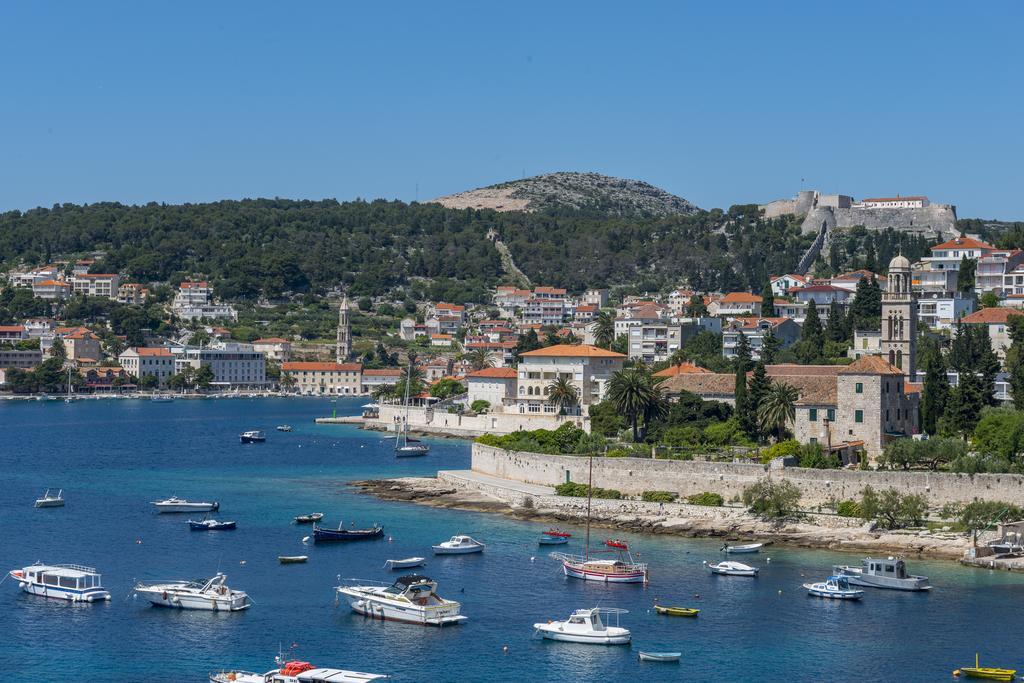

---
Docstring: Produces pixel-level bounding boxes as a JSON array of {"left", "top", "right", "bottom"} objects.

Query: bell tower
[
  {"left": 336, "top": 295, "right": 351, "bottom": 362},
  {"left": 880, "top": 254, "right": 916, "bottom": 378}
]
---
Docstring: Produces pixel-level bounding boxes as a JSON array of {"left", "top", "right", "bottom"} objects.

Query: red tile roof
[
  {"left": 252, "top": 337, "right": 290, "bottom": 344},
  {"left": 467, "top": 367, "right": 517, "bottom": 379},
  {"left": 654, "top": 362, "right": 711, "bottom": 378},
  {"left": 720, "top": 292, "right": 762, "bottom": 304},
  {"left": 960, "top": 308, "right": 1024, "bottom": 325},
  {"left": 931, "top": 236, "right": 995, "bottom": 252},
  {"left": 838, "top": 355, "right": 904, "bottom": 376},
  {"left": 134, "top": 347, "right": 173, "bottom": 357},
  {"left": 520, "top": 344, "right": 625, "bottom": 359}
]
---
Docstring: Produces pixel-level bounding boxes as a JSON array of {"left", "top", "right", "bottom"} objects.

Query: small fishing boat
[
  {"left": 653, "top": 605, "right": 699, "bottom": 617},
  {"left": 543, "top": 529, "right": 572, "bottom": 538},
  {"left": 709, "top": 561, "right": 759, "bottom": 577},
  {"left": 34, "top": 488, "right": 65, "bottom": 508},
  {"left": 294, "top": 512, "right": 324, "bottom": 524},
  {"left": 313, "top": 523, "right": 384, "bottom": 543},
  {"left": 189, "top": 519, "right": 237, "bottom": 531},
  {"left": 833, "top": 556, "right": 931, "bottom": 591},
  {"left": 721, "top": 542, "right": 763, "bottom": 554},
  {"left": 539, "top": 535, "right": 569, "bottom": 546},
  {"left": 954, "top": 654, "right": 1016, "bottom": 681},
  {"left": 151, "top": 496, "right": 219, "bottom": 513},
  {"left": 278, "top": 556, "right": 308, "bottom": 564},
  {"left": 276, "top": 425, "right": 293, "bottom": 432},
  {"left": 384, "top": 557, "right": 426, "bottom": 570},
  {"left": 210, "top": 657, "right": 389, "bottom": 682},
  {"left": 151, "top": 394, "right": 174, "bottom": 403},
  {"left": 432, "top": 535, "right": 485, "bottom": 554},
  {"left": 638, "top": 651, "right": 682, "bottom": 663},
  {"left": 804, "top": 575, "right": 864, "bottom": 600},
  {"left": 135, "top": 573, "right": 251, "bottom": 611},
  {"left": 604, "top": 539, "right": 629, "bottom": 549},
  {"left": 240, "top": 430, "right": 266, "bottom": 444},
  {"left": 8, "top": 563, "right": 111, "bottom": 602},
  {"left": 336, "top": 574, "right": 466, "bottom": 626},
  {"left": 534, "top": 607, "right": 631, "bottom": 645}
]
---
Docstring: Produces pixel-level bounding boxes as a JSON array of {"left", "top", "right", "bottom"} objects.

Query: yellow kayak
[
  {"left": 955, "top": 654, "right": 1016, "bottom": 681},
  {"left": 654, "top": 605, "right": 699, "bottom": 617}
]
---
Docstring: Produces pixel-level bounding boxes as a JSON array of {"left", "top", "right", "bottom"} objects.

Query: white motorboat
[
  {"left": 335, "top": 574, "right": 466, "bottom": 626},
  {"left": 150, "top": 496, "right": 220, "bottom": 513},
  {"left": 151, "top": 394, "right": 174, "bottom": 402},
  {"left": 135, "top": 573, "right": 251, "bottom": 611},
  {"left": 533, "top": 607, "right": 631, "bottom": 645},
  {"left": 833, "top": 556, "right": 931, "bottom": 591},
  {"left": 708, "top": 560, "right": 759, "bottom": 577},
  {"left": 804, "top": 575, "right": 864, "bottom": 600},
  {"left": 432, "top": 535, "right": 484, "bottom": 554},
  {"left": 34, "top": 488, "right": 65, "bottom": 508},
  {"left": 210, "top": 658, "right": 388, "bottom": 682},
  {"left": 721, "top": 542, "right": 763, "bottom": 554},
  {"left": 276, "top": 425, "right": 293, "bottom": 432},
  {"left": 8, "top": 563, "right": 111, "bottom": 602},
  {"left": 383, "top": 557, "right": 426, "bottom": 570}
]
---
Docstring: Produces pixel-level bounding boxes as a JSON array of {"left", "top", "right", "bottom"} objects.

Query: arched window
[
  {"left": 896, "top": 349, "right": 903, "bottom": 369},
  {"left": 889, "top": 350, "right": 896, "bottom": 366}
]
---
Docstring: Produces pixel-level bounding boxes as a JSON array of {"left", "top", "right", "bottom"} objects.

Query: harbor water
[{"left": 2, "top": 397, "right": 1023, "bottom": 682}]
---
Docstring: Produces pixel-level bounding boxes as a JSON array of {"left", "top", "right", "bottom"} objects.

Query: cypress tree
[
  {"left": 747, "top": 362, "right": 772, "bottom": 442},
  {"left": 920, "top": 353, "right": 949, "bottom": 435},
  {"left": 761, "top": 283, "right": 775, "bottom": 318},
  {"left": 825, "top": 300, "right": 848, "bottom": 343},
  {"left": 802, "top": 303, "right": 824, "bottom": 346}
]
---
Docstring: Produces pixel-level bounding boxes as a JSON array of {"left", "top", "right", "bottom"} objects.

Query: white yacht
[
  {"left": 150, "top": 496, "right": 220, "bottom": 513},
  {"left": 432, "top": 535, "right": 484, "bottom": 554},
  {"left": 833, "top": 557, "right": 931, "bottom": 591},
  {"left": 335, "top": 574, "right": 466, "bottom": 626},
  {"left": 210, "top": 659, "right": 388, "bottom": 682},
  {"left": 135, "top": 573, "right": 251, "bottom": 611},
  {"left": 34, "top": 488, "right": 65, "bottom": 508},
  {"left": 8, "top": 563, "right": 111, "bottom": 602},
  {"left": 533, "top": 607, "right": 631, "bottom": 645}
]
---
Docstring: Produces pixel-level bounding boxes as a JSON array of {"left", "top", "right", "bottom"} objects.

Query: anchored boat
[
  {"left": 189, "top": 519, "right": 237, "bottom": 531},
  {"left": 383, "top": 557, "right": 426, "bottom": 570},
  {"left": 804, "top": 575, "right": 864, "bottom": 600},
  {"left": 151, "top": 496, "right": 219, "bottom": 513},
  {"left": 954, "top": 654, "right": 1016, "bottom": 681},
  {"left": 638, "top": 651, "right": 682, "bottom": 663},
  {"left": 708, "top": 560, "right": 759, "bottom": 577},
  {"left": 534, "top": 607, "right": 631, "bottom": 645},
  {"left": 394, "top": 359, "right": 429, "bottom": 457},
  {"left": 539, "top": 535, "right": 568, "bottom": 546},
  {"left": 278, "top": 556, "right": 308, "bottom": 564},
  {"left": 653, "top": 604, "right": 699, "bottom": 617},
  {"left": 210, "top": 657, "right": 388, "bottom": 682},
  {"left": 8, "top": 562, "right": 111, "bottom": 602},
  {"left": 432, "top": 535, "right": 485, "bottom": 554},
  {"left": 135, "top": 573, "right": 251, "bottom": 611},
  {"left": 240, "top": 430, "right": 266, "bottom": 444},
  {"left": 312, "top": 523, "right": 384, "bottom": 543},
  {"left": 721, "top": 542, "right": 763, "bottom": 554},
  {"left": 294, "top": 512, "right": 324, "bottom": 524},
  {"left": 335, "top": 574, "right": 466, "bottom": 626},
  {"left": 833, "top": 556, "right": 930, "bottom": 591},
  {"left": 34, "top": 488, "right": 65, "bottom": 508}
]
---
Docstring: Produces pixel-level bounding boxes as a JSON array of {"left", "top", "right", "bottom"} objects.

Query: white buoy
[
  {"left": 702, "top": 560, "right": 707, "bottom": 565},
  {"left": 302, "top": 536, "right": 310, "bottom": 544},
  {"left": 767, "top": 557, "right": 771, "bottom": 563},
  {"left": 530, "top": 557, "right": 536, "bottom": 562}
]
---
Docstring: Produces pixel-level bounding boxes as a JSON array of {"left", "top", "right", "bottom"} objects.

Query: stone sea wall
[{"left": 472, "top": 444, "right": 1024, "bottom": 508}]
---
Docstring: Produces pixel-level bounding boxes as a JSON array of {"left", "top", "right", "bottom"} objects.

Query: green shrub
[
  {"left": 742, "top": 479, "right": 802, "bottom": 519},
  {"left": 836, "top": 500, "right": 861, "bottom": 517},
  {"left": 858, "top": 486, "right": 928, "bottom": 529},
  {"left": 473, "top": 423, "right": 597, "bottom": 455},
  {"left": 554, "top": 482, "right": 622, "bottom": 499},
  {"left": 798, "top": 443, "right": 841, "bottom": 469},
  {"left": 641, "top": 490, "right": 677, "bottom": 503},
  {"left": 686, "top": 491, "right": 724, "bottom": 507},
  {"left": 959, "top": 500, "right": 1024, "bottom": 532},
  {"left": 759, "top": 439, "right": 801, "bottom": 464},
  {"left": 470, "top": 400, "right": 490, "bottom": 414}
]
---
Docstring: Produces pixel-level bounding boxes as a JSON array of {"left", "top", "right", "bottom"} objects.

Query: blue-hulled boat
[
  {"left": 312, "top": 523, "right": 384, "bottom": 543},
  {"left": 539, "top": 535, "right": 568, "bottom": 545},
  {"left": 188, "top": 519, "right": 237, "bottom": 531}
]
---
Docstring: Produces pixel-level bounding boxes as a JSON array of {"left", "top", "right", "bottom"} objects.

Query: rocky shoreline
[{"left": 351, "top": 476, "right": 976, "bottom": 562}]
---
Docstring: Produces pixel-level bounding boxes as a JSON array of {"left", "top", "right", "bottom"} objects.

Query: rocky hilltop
[{"left": 431, "top": 171, "right": 700, "bottom": 216}]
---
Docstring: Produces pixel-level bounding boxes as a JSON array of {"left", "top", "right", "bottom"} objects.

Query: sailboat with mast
[
  {"left": 64, "top": 366, "right": 76, "bottom": 403},
  {"left": 549, "top": 454, "right": 648, "bottom": 583},
  {"left": 395, "top": 358, "right": 429, "bottom": 457}
]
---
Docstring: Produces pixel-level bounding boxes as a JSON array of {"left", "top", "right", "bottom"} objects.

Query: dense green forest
[{"left": 0, "top": 200, "right": 816, "bottom": 302}]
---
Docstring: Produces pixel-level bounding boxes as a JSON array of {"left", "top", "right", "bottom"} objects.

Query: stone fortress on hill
[{"left": 760, "top": 189, "right": 959, "bottom": 239}]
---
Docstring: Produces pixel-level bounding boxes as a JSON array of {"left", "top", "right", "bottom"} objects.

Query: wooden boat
[
  {"left": 638, "top": 651, "right": 682, "bottom": 663},
  {"left": 653, "top": 605, "right": 699, "bottom": 617},
  {"left": 384, "top": 557, "right": 426, "bottom": 570},
  {"left": 294, "top": 512, "right": 324, "bottom": 524},
  {"left": 721, "top": 542, "right": 763, "bottom": 554},
  {"left": 539, "top": 535, "right": 569, "bottom": 546},
  {"left": 188, "top": 519, "right": 237, "bottom": 531},
  {"left": 543, "top": 529, "right": 572, "bottom": 538},
  {"left": 955, "top": 654, "right": 1017, "bottom": 681},
  {"left": 313, "top": 523, "right": 384, "bottom": 543},
  {"left": 278, "top": 555, "right": 308, "bottom": 564}
]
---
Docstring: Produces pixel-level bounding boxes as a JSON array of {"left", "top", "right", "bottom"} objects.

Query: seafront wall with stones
[{"left": 472, "top": 444, "right": 1024, "bottom": 508}]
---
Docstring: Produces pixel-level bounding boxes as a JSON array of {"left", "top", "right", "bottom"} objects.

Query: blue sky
[{"left": 1, "top": 1, "right": 1022, "bottom": 218}]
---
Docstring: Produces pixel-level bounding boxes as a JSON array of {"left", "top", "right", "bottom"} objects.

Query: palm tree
[
  {"left": 465, "top": 348, "right": 495, "bottom": 371},
  {"left": 608, "top": 367, "right": 659, "bottom": 442},
  {"left": 371, "top": 383, "right": 396, "bottom": 402},
  {"left": 546, "top": 376, "right": 579, "bottom": 414},
  {"left": 593, "top": 312, "right": 615, "bottom": 349},
  {"left": 757, "top": 381, "right": 798, "bottom": 442}
]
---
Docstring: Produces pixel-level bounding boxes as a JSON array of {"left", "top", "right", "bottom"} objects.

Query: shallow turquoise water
[{"left": 1, "top": 397, "right": 1022, "bottom": 682}]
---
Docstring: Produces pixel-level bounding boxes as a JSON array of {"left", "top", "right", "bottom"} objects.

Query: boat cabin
[
  {"left": 26, "top": 564, "right": 102, "bottom": 591},
  {"left": 569, "top": 609, "right": 607, "bottom": 631},
  {"left": 825, "top": 576, "right": 853, "bottom": 590},
  {"left": 386, "top": 575, "right": 441, "bottom": 603},
  {"left": 862, "top": 557, "right": 910, "bottom": 578},
  {"left": 581, "top": 559, "right": 631, "bottom": 574}
]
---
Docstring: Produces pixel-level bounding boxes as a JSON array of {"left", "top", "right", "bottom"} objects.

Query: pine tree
[
  {"left": 761, "top": 283, "right": 775, "bottom": 318},
  {"left": 825, "top": 300, "right": 848, "bottom": 343},
  {"left": 760, "top": 329, "right": 780, "bottom": 365},
  {"left": 747, "top": 362, "right": 772, "bottom": 442},
  {"left": 920, "top": 353, "right": 949, "bottom": 435},
  {"left": 733, "top": 331, "right": 756, "bottom": 437},
  {"left": 801, "top": 303, "right": 824, "bottom": 346},
  {"left": 940, "top": 371, "right": 985, "bottom": 437}
]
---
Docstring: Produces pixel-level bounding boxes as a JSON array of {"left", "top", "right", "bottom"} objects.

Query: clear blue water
[{"left": 2, "top": 398, "right": 1023, "bottom": 682}]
